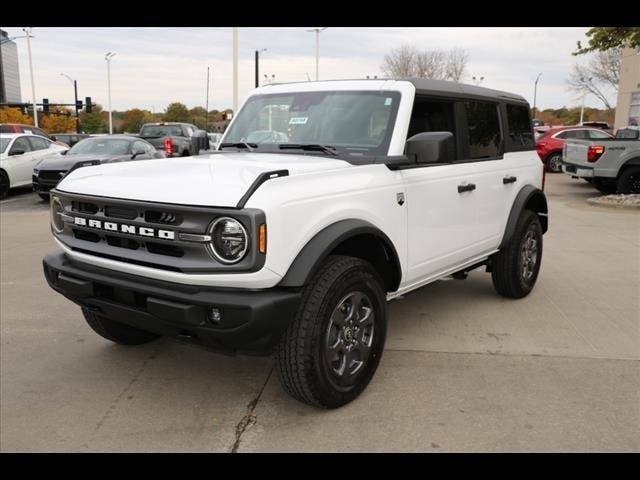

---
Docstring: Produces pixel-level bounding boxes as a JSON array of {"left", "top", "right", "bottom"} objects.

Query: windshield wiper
[
  {"left": 220, "top": 142, "right": 257, "bottom": 152},
  {"left": 278, "top": 144, "right": 338, "bottom": 156}
]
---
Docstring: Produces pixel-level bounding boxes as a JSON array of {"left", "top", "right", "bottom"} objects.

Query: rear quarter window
[
  {"left": 506, "top": 104, "right": 534, "bottom": 149},
  {"left": 465, "top": 101, "right": 502, "bottom": 159}
]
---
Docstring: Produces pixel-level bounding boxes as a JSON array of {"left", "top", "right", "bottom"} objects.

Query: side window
[
  {"left": 10, "top": 136, "right": 32, "bottom": 154},
  {"left": 465, "top": 101, "right": 502, "bottom": 159},
  {"left": 28, "top": 136, "right": 50, "bottom": 151},
  {"left": 506, "top": 104, "right": 534, "bottom": 148},
  {"left": 574, "top": 129, "right": 590, "bottom": 139},
  {"left": 33, "top": 128, "right": 48, "bottom": 138},
  {"left": 184, "top": 126, "right": 194, "bottom": 137},
  {"left": 588, "top": 129, "right": 611, "bottom": 139},
  {"left": 0, "top": 125, "right": 14, "bottom": 133}
]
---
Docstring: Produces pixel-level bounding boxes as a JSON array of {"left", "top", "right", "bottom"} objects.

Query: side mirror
[
  {"left": 9, "top": 149, "right": 25, "bottom": 156},
  {"left": 405, "top": 132, "right": 455, "bottom": 164},
  {"left": 60, "top": 150, "right": 68, "bottom": 156},
  {"left": 131, "top": 148, "right": 146, "bottom": 159}
]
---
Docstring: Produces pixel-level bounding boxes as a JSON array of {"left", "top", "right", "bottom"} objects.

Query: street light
[
  {"left": 61, "top": 73, "right": 80, "bottom": 133},
  {"left": 533, "top": 73, "right": 542, "bottom": 119},
  {"left": 9, "top": 28, "right": 38, "bottom": 127},
  {"left": 306, "top": 27, "right": 327, "bottom": 81},
  {"left": 472, "top": 76, "right": 484, "bottom": 86},
  {"left": 255, "top": 48, "right": 267, "bottom": 88},
  {"left": 105, "top": 52, "right": 116, "bottom": 134},
  {"left": 579, "top": 76, "right": 592, "bottom": 125}
]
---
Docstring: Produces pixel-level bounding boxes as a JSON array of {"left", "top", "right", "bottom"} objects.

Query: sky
[{"left": 1, "top": 27, "right": 617, "bottom": 113}]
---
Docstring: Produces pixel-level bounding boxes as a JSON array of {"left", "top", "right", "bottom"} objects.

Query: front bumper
[
  {"left": 562, "top": 162, "right": 594, "bottom": 178},
  {"left": 33, "top": 173, "right": 63, "bottom": 193},
  {"left": 43, "top": 251, "right": 301, "bottom": 355}
]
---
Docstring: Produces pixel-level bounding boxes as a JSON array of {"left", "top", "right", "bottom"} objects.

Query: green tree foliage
[
  {"left": 122, "top": 108, "right": 154, "bottom": 133},
  {"left": 574, "top": 27, "right": 640, "bottom": 55},
  {"left": 164, "top": 102, "right": 190, "bottom": 122},
  {"left": 79, "top": 105, "right": 107, "bottom": 134}
]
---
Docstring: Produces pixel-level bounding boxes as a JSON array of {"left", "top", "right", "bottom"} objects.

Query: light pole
[
  {"left": 579, "top": 76, "right": 592, "bottom": 125},
  {"left": 533, "top": 73, "right": 542, "bottom": 119},
  {"left": 472, "top": 76, "right": 484, "bottom": 86},
  {"left": 10, "top": 29, "right": 38, "bottom": 126},
  {"left": 306, "top": 27, "right": 327, "bottom": 81},
  {"left": 255, "top": 49, "right": 267, "bottom": 88},
  {"left": 105, "top": 52, "right": 116, "bottom": 134},
  {"left": 232, "top": 28, "right": 238, "bottom": 114},
  {"left": 61, "top": 73, "right": 80, "bottom": 133},
  {"left": 206, "top": 66, "right": 210, "bottom": 131}
]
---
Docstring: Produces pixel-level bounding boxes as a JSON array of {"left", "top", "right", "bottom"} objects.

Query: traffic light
[
  {"left": 42, "top": 98, "right": 50, "bottom": 115},
  {"left": 85, "top": 97, "right": 92, "bottom": 113},
  {"left": 76, "top": 99, "right": 83, "bottom": 111}
]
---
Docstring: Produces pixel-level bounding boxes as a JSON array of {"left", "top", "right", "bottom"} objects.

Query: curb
[{"left": 587, "top": 195, "right": 640, "bottom": 210}]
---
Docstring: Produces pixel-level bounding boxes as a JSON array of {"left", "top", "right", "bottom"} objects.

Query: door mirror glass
[
  {"left": 405, "top": 132, "right": 455, "bottom": 164},
  {"left": 9, "top": 149, "right": 25, "bottom": 156}
]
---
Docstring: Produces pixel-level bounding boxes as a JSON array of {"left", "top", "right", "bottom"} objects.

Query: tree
[
  {"left": 566, "top": 59, "right": 618, "bottom": 111},
  {"left": 0, "top": 107, "right": 33, "bottom": 125},
  {"left": 574, "top": 27, "right": 640, "bottom": 55},
  {"left": 79, "top": 105, "right": 107, "bottom": 134},
  {"left": 164, "top": 102, "right": 190, "bottom": 122},
  {"left": 122, "top": 108, "right": 154, "bottom": 133},
  {"left": 189, "top": 106, "right": 208, "bottom": 118},
  {"left": 381, "top": 45, "right": 469, "bottom": 81},
  {"left": 41, "top": 113, "right": 76, "bottom": 134}
]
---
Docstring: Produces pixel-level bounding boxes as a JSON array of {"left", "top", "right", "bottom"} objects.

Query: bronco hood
[{"left": 55, "top": 152, "right": 352, "bottom": 207}]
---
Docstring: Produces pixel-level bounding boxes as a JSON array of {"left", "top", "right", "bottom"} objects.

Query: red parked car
[{"left": 536, "top": 126, "right": 613, "bottom": 172}]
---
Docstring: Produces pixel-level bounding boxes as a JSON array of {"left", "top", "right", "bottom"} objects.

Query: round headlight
[
  {"left": 51, "top": 196, "right": 65, "bottom": 233},
  {"left": 207, "top": 217, "right": 248, "bottom": 264}
]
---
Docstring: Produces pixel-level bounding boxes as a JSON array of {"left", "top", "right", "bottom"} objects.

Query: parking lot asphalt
[{"left": 1, "top": 175, "right": 638, "bottom": 452}]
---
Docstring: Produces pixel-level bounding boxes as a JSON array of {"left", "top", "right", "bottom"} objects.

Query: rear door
[{"left": 6, "top": 136, "right": 35, "bottom": 186}]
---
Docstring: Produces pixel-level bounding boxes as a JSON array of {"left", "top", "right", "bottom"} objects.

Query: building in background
[
  {"left": 0, "top": 29, "right": 23, "bottom": 104},
  {"left": 614, "top": 46, "right": 640, "bottom": 129}
]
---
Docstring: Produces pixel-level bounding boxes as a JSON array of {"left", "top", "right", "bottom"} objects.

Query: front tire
[
  {"left": 491, "top": 210, "right": 543, "bottom": 299},
  {"left": 593, "top": 178, "right": 617, "bottom": 195},
  {"left": 546, "top": 153, "right": 563, "bottom": 173},
  {"left": 275, "top": 255, "right": 387, "bottom": 408},
  {"left": 0, "top": 171, "right": 9, "bottom": 199},
  {"left": 82, "top": 308, "right": 160, "bottom": 345},
  {"left": 616, "top": 166, "right": 640, "bottom": 194}
]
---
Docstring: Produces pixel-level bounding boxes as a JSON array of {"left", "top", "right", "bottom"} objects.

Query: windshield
[
  {"left": 68, "top": 138, "right": 132, "bottom": 155},
  {"left": 0, "top": 137, "right": 10, "bottom": 153},
  {"left": 223, "top": 91, "right": 401, "bottom": 156},
  {"left": 140, "top": 125, "right": 185, "bottom": 137}
]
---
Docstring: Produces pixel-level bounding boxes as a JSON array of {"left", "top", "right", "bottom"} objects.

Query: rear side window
[
  {"left": 465, "top": 101, "right": 502, "bottom": 159},
  {"left": 588, "top": 130, "right": 612, "bottom": 139},
  {"left": 506, "top": 104, "right": 534, "bottom": 148},
  {"left": 28, "top": 136, "right": 51, "bottom": 150},
  {"left": 0, "top": 125, "right": 15, "bottom": 133},
  {"left": 558, "top": 129, "right": 589, "bottom": 140}
]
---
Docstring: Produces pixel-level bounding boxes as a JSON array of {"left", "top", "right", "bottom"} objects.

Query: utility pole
[
  {"left": 533, "top": 73, "right": 541, "bottom": 119},
  {"left": 23, "top": 28, "right": 38, "bottom": 127},
  {"left": 232, "top": 28, "right": 238, "bottom": 114},
  {"left": 206, "top": 66, "right": 210, "bottom": 131},
  {"left": 61, "top": 73, "right": 80, "bottom": 133},
  {"left": 254, "top": 49, "right": 267, "bottom": 88},
  {"left": 306, "top": 27, "right": 327, "bottom": 81}
]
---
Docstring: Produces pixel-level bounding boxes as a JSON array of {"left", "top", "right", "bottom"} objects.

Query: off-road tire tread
[
  {"left": 275, "top": 255, "right": 384, "bottom": 408},
  {"left": 617, "top": 166, "right": 640, "bottom": 194},
  {"left": 491, "top": 210, "right": 543, "bottom": 299}
]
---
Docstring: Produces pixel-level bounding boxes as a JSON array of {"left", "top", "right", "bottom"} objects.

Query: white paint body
[
  {"left": 54, "top": 80, "right": 543, "bottom": 295},
  {"left": 1, "top": 133, "right": 67, "bottom": 190}
]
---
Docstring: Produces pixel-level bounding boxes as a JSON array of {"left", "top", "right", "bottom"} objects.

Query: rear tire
[
  {"left": 82, "top": 308, "right": 160, "bottom": 345},
  {"left": 546, "top": 153, "right": 563, "bottom": 173},
  {"left": 0, "top": 171, "right": 9, "bottom": 199},
  {"left": 491, "top": 210, "right": 543, "bottom": 299},
  {"left": 275, "top": 255, "right": 387, "bottom": 408},
  {"left": 593, "top": 178, "right": 617, "bottom": 195},
  {"left": 616, "top": 166, "right": 640, "bottom": 194}
]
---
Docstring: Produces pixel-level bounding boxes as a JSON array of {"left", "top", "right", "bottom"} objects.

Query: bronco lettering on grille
[{"left": 73, "top": 217, "right": 175, "bottom": 240}]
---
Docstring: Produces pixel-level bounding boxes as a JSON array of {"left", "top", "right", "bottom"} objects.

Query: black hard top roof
[{"left": 405, "top": 78, "right": 528, "bottom": 103}]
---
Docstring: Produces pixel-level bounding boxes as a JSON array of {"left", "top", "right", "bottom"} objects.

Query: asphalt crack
[{"left": 230, "top": 366, "right": 273, "bottom": 453}]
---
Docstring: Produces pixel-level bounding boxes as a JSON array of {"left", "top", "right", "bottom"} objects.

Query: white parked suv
[
  {"left": 43, "top": 79, "right": 548, "bottom": 408},
  {"left": 0, "top": 133, "right": 68, "bottom": 198}
]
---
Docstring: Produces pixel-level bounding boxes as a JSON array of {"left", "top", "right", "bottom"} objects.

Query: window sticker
[
  {"left": 289, "top": 117, "right": 308, "bottom": 125},
  {"left": 384, "top": 98, "right": 393, "bottom": 106}
]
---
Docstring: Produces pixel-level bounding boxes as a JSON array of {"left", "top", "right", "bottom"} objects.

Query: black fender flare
[
  {"left": 620, "top": 157, "right": 640, "bottom": 170},
  {"left": 499, "top": 185, "right": 548, "bottom": 249},
  {"left": 277, "top": 219, "right": 402, "bottom": 290}
]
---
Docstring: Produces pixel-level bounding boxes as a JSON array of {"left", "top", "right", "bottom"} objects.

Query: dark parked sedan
[
  {"left": 50, "top": 133, "right": 91, "bottom": 147},
  {"left": 33, "top": 135, "right": 165, "bottom": 200}
]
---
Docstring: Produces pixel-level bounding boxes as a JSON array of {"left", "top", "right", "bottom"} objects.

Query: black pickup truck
[{"left": 138, "top": 122, "right": 209, "bottom": 157}]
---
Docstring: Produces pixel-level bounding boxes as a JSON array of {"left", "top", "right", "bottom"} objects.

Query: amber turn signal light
[{"left": 258, "top": 224, "right": 267, "bottom": 254}]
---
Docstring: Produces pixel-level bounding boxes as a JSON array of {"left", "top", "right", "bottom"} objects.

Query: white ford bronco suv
[{"left": 43, "top": 79, "right": 548, "bottom": 408}]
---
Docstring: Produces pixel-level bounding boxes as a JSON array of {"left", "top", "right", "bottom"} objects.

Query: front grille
[
  {"left": 52, "top": 191, "right": 265, "bottom": 273},
  {"left": 39, "top": 170, "right": 66, "bottom": 180}
]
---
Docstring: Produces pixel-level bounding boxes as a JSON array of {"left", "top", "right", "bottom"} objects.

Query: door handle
[
  {"left": 503, "top": 175, "right": 517, "bottom": 184},
  {"left": 457, "top": 183, "right": 476, "bottom": 193}
]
